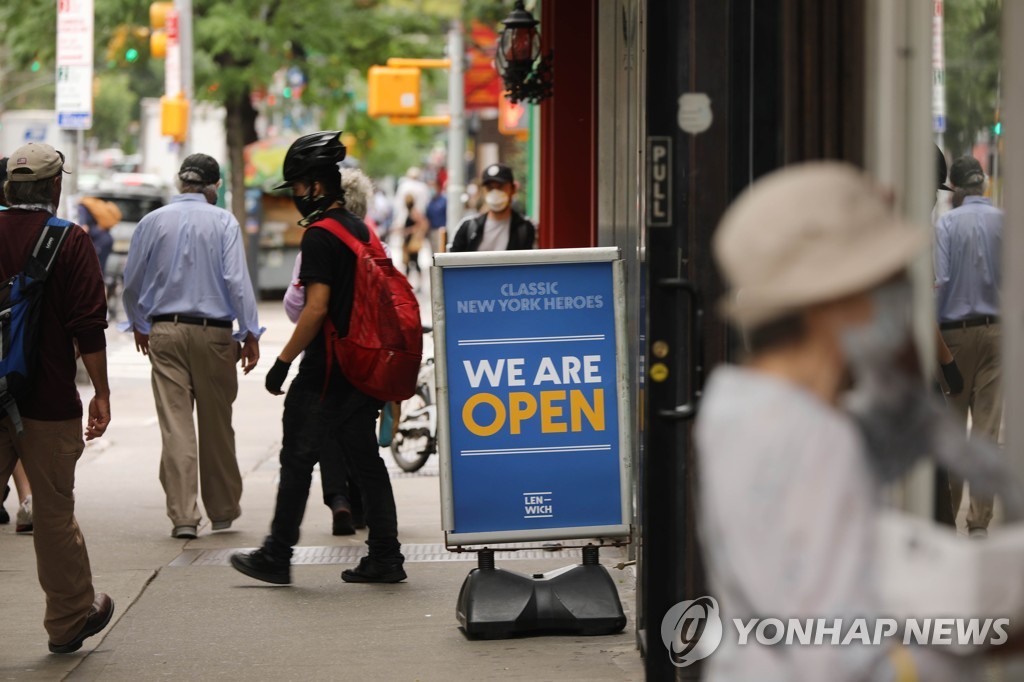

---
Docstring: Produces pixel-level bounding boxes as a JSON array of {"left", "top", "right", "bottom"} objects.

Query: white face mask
[{"left": 485, "top": 189, "right": 510, "bottom": 213}]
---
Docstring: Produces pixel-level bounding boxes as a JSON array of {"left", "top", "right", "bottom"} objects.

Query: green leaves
[{"left": 943, "top": 0, "right": 1002, "bottom": 155}]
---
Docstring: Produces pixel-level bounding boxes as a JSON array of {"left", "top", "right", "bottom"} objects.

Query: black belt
[
  {"left": 152, "top": 314, "right": 232, "bottom": 329},
  {"left": 940, "top": 315, "right": 998, "bottom": 330}
]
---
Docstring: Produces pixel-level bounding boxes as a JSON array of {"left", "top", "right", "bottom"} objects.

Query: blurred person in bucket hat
[{"left": 695, "top": 161, "right": 1021, "bottom": 682}]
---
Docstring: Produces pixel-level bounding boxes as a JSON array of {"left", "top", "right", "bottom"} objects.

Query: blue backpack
[{"left": 0, "top": 216, "right": 73, "bottom": 433}]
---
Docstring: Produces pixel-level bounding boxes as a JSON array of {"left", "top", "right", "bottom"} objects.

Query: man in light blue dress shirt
[
  {"left": 122, "top": 154, "right": 264, "bottom": 539},
  {"left": 935, "top": 155, "right": 1003, "bottom": 536}
]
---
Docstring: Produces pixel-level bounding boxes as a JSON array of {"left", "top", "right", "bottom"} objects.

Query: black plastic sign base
[{"left": 456, "top": 547, "right": 627, "bottom": 639}]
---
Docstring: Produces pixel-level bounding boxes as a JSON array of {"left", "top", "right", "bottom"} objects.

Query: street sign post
[{"left": 56, "top": 0, "right": 94, "bottom": 130}]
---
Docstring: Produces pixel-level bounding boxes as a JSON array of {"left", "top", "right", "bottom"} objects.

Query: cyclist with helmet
[{"left": 231, "top": 131, "right": 406, "bottom": 585}]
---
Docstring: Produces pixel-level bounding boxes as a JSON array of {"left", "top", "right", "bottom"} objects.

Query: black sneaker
[
  {"left": 331, "top": 506, "right": 356, "bottom": 536},
  {"left": 230, "top": 549, "right": 291, "bottom": 585},
  {"left": 341, "top": 556, "right": 407, "bottom": 583}
]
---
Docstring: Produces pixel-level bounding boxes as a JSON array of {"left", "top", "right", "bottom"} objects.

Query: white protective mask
[{"left": 484, "top": 189, "right": 510, "bottom": 213}]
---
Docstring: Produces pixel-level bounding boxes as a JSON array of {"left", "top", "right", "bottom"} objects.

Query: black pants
[
  {"left": 263, "top": 384, "right": 401, "bottom": 563},
  {"left": 320, "top": 447, "right": 363, "bottom": 516}
]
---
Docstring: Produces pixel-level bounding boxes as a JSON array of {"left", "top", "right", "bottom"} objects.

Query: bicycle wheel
[{"left": 390, "top": 386, "right": 434, "bottom": 472}]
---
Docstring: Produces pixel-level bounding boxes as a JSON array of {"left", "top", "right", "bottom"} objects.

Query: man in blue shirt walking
[
  {"left": 935, "top": 155, "right": 1003, "bottom": 537},
  {"left": 122, "top": 154, "right": 264, "bottom": 539}
]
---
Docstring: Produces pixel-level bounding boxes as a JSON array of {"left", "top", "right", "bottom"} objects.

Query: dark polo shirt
[{"left": 0, "top": 209, "right": 107, "bottom": 420}]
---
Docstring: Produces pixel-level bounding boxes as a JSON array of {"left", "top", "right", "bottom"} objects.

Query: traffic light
[
  {"left": 106, "top": 25, "right": 129, "bottom": 63},
  {"left": 993, "top": 121, "right": 1002, "bottom": 136},
  {"left": 150, "top": 2, "right": 174, "bottom": 60},
  {"left": 161, "top": 93, "right": 189, "bottom": 143},
  {"left": 367, "top": 66, "right": 421, "bottom": 118},
  {"left": 151, "top": 29, "right": 167, "bottom": 59},
  {"left": 125, "top": 48, "right": 139, "bottom": 63}
]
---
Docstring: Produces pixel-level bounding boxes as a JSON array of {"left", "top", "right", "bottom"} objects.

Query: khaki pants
[
  {"left": 0, "top": 417, "right": 94, "bottom": 645},
  {"left": 149, "top": 321, "right": 242, "bottom": 527},
  {"left": 943, "top": 323, "right": 1003, "bottom": 530}
]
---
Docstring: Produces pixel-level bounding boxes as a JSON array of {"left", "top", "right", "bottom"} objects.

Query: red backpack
[{"left": 311, "top": 217, "right": 422, "bottom": 402}]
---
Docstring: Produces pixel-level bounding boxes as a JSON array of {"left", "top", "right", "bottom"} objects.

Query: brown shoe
[{"left": 48, "top": 593, "right": 115, "bottom": 654}]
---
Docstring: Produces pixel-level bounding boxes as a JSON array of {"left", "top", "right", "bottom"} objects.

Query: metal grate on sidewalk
[{"left": 168, "top": 542, "right": 623, "bottom": 567}]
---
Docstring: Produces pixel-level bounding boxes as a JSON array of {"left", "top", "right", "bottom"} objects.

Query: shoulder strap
[
  {"left": 465, "top": 214, "right": 486, "bottom": 244},
  {"left": 24, "top": 216, "right": 73, "bottom": 281},
  {"left": 310, "top": 217, "right": 385, "bottom": 258}
]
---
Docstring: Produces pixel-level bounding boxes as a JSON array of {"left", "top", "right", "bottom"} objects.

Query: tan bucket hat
[
  {"left": 713, "top": 161, "right": 927, "bottom": 329},
  {"left": 8, "top": 142, "right": 68, "bottom": 182}
]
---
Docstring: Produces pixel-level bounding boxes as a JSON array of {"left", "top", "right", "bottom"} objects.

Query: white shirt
[
  {"left": 695, "top": 365, "right": 975, "bottom": 682},
  {"left": 477, "top": 215, "right": 511, "bottom": 252}
]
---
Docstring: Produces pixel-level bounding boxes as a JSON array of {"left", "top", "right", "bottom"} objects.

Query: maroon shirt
[{"left": 0, "top": 209, "right": 107, "bottom": 420}]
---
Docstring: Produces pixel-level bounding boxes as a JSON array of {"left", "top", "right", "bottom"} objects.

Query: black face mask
[{"left": 294, "top": 188, "right": 333, "bottom": 227}]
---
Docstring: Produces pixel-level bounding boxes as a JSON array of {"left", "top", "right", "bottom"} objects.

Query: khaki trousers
[
  {"left": 149, "top": 321, "right": 242, "bottom": 527},
  {"left": 943, "top": 323, "right": 1003, "bottom": 530},
  {"left": 0, "top": 417, "right": 94, "bottom": 645}
]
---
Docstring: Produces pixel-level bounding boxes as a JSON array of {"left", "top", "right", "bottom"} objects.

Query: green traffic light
[
  {"left": 993, "top": 122, "right": 1002, "bottom": 136},
  {"left": 283, "top": 87, "right": 292, "bottom": 99},
  {"left": 125, "top": 48, "right": 139, "bottom": 63},
  {"left": 30, "top": 60, "right": 41, "bottom": 72}
]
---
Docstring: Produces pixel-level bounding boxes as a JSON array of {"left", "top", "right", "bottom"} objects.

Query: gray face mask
[{"left": 840, "top": 280, "right": 913, "bottom": 370}]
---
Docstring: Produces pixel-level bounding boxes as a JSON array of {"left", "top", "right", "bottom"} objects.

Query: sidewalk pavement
[{"left": 0, "top": 301, "right": 641, "bottom": 681}]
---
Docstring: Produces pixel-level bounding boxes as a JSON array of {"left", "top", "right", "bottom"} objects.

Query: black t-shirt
[{"left": 291, "top": 208, "right": 370, "bottom": 394}]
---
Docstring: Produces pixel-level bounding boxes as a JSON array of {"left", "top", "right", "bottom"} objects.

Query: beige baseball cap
[
  {"left": 713, "top": 161, "right": 927, "bottom": 329},
  {"left": 7, "top": 142, "right": 68, "bottom": 182}
]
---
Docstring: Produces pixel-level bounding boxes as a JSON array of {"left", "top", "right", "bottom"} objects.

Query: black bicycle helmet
[{"left": 274, "top": 130, "right": 347, "bottom": 189}]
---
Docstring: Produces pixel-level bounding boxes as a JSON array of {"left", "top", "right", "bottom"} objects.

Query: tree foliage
[
  {"left": 1, "top": 0, "right": 455, "bottom": 211},
  {"left": 943, "top": 0, "right": 1002, "bottom": 156},
  {"left": 92, "top": 73, "right": 140, "bottom": 150}
]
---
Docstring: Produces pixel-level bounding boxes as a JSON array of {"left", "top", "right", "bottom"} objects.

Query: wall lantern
[{"left": 495, "top": 1, "right": 553, "bottom": 104}]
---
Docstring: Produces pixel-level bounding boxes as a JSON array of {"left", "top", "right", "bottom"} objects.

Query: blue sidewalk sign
[{"left": 432, "top": 248, "right": 631, "bottom": 546}]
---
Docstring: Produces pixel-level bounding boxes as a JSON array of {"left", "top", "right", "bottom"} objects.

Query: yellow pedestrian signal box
[
  {"left": 161, "top": 94, "right": 189, "bottom": 143},
  {"left": 150, "top": 30, "right": 167, "bottom": 59},
  {"left": 150, "top": 2, "right": 173, "bottom": 29},
  {"left": 368, "top": 66, "right": 421, "bottom": 118},
  {"left": 150, "top": 2, "right": 173, "bottom": 60}
]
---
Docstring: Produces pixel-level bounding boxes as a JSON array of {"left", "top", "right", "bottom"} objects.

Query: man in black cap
[
  {"left": 122, "top": 153, "right": 263, "bottom": 539},
  {"left": 450, "top": 163, "right": 535, "bottom": 252},
  {"left": 935, "top": 155, "right": 1003, "bottom": 537}
]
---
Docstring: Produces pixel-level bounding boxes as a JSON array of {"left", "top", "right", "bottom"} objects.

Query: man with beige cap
[
  {"left": 695, "top": 162, "right": 1010, "bottom": 680},
  {"left": 0, "top": 142, "right": 114, "bottom": 653}
]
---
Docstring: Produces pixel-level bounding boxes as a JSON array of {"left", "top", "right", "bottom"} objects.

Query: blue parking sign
[{"left": 432, "top": 249, "right": 631, "bottom": 546}]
